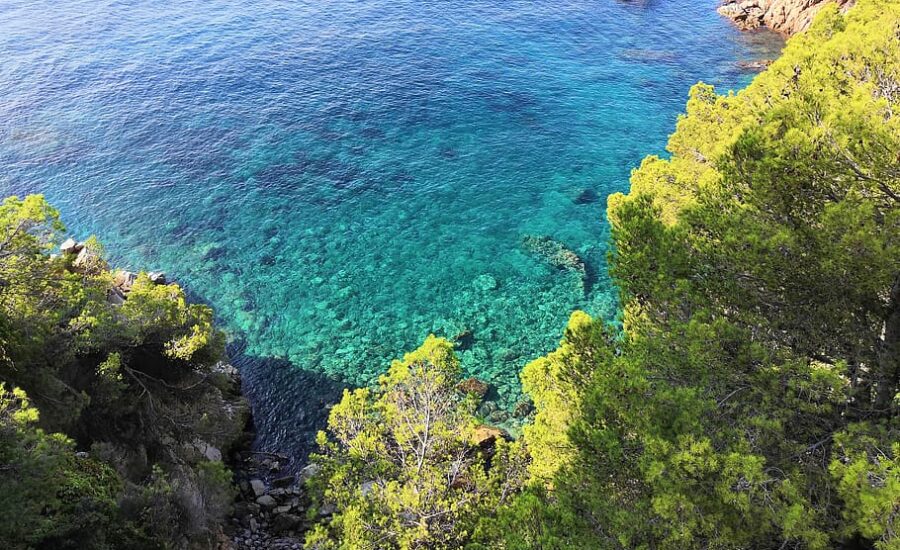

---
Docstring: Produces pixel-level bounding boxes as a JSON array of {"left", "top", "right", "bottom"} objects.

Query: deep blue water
[{"left": 0, "top": 0, "right": 780, "bottom": 458}]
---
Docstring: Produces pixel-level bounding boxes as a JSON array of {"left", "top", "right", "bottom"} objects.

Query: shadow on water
[{"left": 227, "top": 339, "right": 345, "bottom": 472}]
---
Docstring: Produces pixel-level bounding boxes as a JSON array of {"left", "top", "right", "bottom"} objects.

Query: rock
[
  {"left": 318, "top": 502, "right": 336, "bottom": 517},
  {"left": 472, "top": 425, "right": 509, "bottom": 451},
  {"left": 457, "top": 377, "right": 489, "bottom": 399},
  {"left": 522, "top": 235, "right": 588, "bottom": 292},
  {"left": 488, "top": 410, "right": 509, "bottom": 424},
  {"left": 212, "top": 362, "right": 240, "bottom": 378},
  {"left": 250, "top": 479, "right": 266, "bottom": 498},
  {"left": 233, "top": 502, "right": 254, "bottom": 520},
  {"left": 360, "top": 480, "right": 376, "bottom": 497},
  {"left": 113, "top": 270, "right": 138, "bottom": 292},
  {"left": 249, "top": 518, "right": 259, "bottom": 533},
  {"left": 513, "top": 398, "right": 535, "bottom": 419},
  {"left": 736, "top": 59, "right": 773, "bottom": 72},
  {"left": 75, "top": 451, "right": 89, "bottom": 459},
  {"left": 271, "top": 513, "right": 301, "bottom": 534},
  {"left": 717, "top": 0, "right": 855, "bottom": 35},
  {"left": 274, "top": 505, "right": 292, "bottom": 515},
  {"left": 60, "top": 238, "right": 80, "bottom": 255},
  {"left": 299, "top": 463, "right": 321, "bottom": 482},
  {"left": 272, "top": 474, "right": 294, "bottom": 488},
  {"left": 204, "top": 445, "right": 222, "bottom": 462},
  {"left": 72, "top": 246, "right": 108, "bottom": 274},
  {"left": 148, "top": 271, "right": 167, "bottom": 284},
  {"left": 106, "top": 287, "right": 126, "bottom": 306},
  {"left": 256, "top": 494, "right": 277, "bottom": 509},
  {"left": 453, "top": 329, "right": 475, "bottom": 351},
  {"left": 573, "top": 188, "right": 600, "bottom": 205}
]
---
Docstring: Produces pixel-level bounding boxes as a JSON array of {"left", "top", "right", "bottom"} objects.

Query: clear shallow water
[{"left": 0, "top": 0, "right": 780, "bottom": 458}]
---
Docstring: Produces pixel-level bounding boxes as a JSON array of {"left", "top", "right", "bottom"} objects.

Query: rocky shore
[
  {"left": 717, "top": 0, "right": 855, "bottom": 35},
  {"left": 225, "top": 455, "right": 315, "bottom": 549}
]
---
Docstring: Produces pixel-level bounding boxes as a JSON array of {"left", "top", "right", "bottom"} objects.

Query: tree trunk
[{"left": 874, "top": 273, "right": 900, "bottom": 414}]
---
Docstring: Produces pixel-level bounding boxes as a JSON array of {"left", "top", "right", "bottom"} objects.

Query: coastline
[{"left": 717, "top": 0, "right": 856, "bottom": 35}]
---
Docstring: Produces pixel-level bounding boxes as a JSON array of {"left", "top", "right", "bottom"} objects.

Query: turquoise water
[{"left": 0, "top": 0, "right": 779, "bottom": 458}]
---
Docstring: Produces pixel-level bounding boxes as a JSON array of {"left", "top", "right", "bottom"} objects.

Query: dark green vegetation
[
  {"left": 0, "top": 195, "right": 248, "bottom": 548},
  {"left": 307, "top": 1, "right": 899, "bottom": 548}
]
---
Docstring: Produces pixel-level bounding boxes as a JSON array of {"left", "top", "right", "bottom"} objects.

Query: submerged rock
[
  {"left": 453, "top": 328, "right": 475, "bottom": 351},
  {"left": 737, "top": 59, "right": 774, "bottom": 72},
  {"left": 522, "top": 235, "right": 588, "bottom": 292},
  {"left": 457, "top": 377, "right": 489, "bottom": 399},
  {"left": 573, "top": 188, "right": 600, "bottom": 205}
]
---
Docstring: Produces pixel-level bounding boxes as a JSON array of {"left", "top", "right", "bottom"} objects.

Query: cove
[{"left": 0, "top": 0, "right": 781, "bottom": 459}]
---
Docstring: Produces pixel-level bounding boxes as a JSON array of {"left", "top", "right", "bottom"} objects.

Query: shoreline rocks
[
  {"left": 228, "top": 452, "right": 311, "bottom": 549},
  {"left": 717, "top": 0, "right": 855, "bottom": 36}
]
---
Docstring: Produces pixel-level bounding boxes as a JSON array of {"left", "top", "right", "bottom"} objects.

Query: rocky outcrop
[{"left": 717, "top": 0, "right": 855, "bottom": 35}]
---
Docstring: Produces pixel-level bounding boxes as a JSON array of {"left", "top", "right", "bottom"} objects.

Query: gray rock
[
  {"left": 60, "top": 238, "right": 79, "bottom": 255},
  {"left": 233, "top": 502, "right": 254, "bottom": 520},
  {"left": 299, "top": 463, "right": 321, "bottom": 482},
  {"left": 106, "top": 287, "right": 126, "bottom": 306},
  {"left": 256, "top": 495, "right": 277, "bottom": 508},
  {"left": 250, "top": 479, "right": 266, "bottom": 497},
  {"left": 272, "top": 474, "right": 294, "bottom": 488},
  {"left": 113, "top": 270, "right": 138, "bottom": 292},
  {"left": 271, "top": 513, "right": 301, "bottom": 534},
  {"left": 148, "top": 271, "right": 167, "bottom": 285},
  {"left": 73, "top": 246, "right": 108, "bottom": 273}
]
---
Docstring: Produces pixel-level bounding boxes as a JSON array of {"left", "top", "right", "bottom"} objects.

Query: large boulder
[
  {"left": 60, "top": 238, "right": 82, "bottom": 255},
  {"left": 271, "top": 513, "right": 301, "bottom": 534},
  {"left": 113, "top": 270, "right": 138, "bottom": 293},
  {"left": 522, "top": 235, "right": 588, "bottom": 292},
  {"left": 472, "top": 425, "right": 509, "bottom": 452},
  {"left": 72, "top": 246, "right": 108, "bottom": 275},
  {"left": 250, "top": 478, "right": 266, "bottom": 498},
  {"left": 256, "top": 494, "right": 277, "bottom": 509}
]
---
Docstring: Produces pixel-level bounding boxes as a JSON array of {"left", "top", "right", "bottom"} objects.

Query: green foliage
[
  {"left": 830, "top": 425, "right": 900, "bottom": 550},
  {"left": 520, "top": 310, "right": 614, "bottom": 482},
  {"left": 306, "top": 335, "right": 526, "bottom": 549},
  {"left": 514, "top": 1, "right": 900, "bottom": 549},
  {"left": 0, "top": 195, "right": 244, "bottom": 548},
  {"left": 0, "top": 384, "right": 147, "bottom": 549}
]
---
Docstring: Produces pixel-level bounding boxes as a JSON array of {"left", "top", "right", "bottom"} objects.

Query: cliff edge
[{"left": 718, "top": 0, "right": 855, "bottom": 35}]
